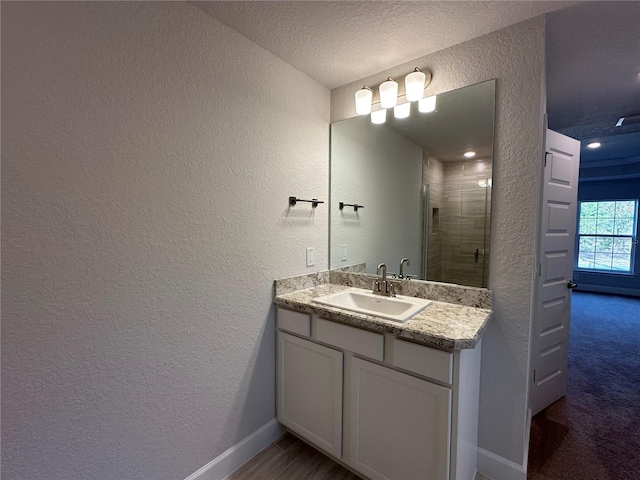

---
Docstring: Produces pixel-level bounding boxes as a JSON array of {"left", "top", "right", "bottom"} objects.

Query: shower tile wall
[
  {"left": 423, "top": 151, "right": 444, "bottom": 281},
  {"left": 424, "top": 155, "right": 491, "bottom": 288}
]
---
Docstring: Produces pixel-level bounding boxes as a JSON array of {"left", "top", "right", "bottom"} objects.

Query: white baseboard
[
  {"left": 476, "top": 447, "right": 526, "bottom": 480},
  {"left": 184, "top": 418, "right": 284, "bottom": 480}
]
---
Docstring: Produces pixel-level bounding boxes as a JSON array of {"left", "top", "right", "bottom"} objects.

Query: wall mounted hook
[
  {"left": 339, "top": 202, "right": 364, "bottom": 212},
  {"left": 289, "top": 196, "right": 324, "bottom": 208}
]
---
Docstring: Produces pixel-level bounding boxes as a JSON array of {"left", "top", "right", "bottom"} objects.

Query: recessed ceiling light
[
  {"left": 587, "top": 142, "right": 601, "bottom": 149},
  {"left": 464, "top": 151, "right": 476, "bottom": 158}
]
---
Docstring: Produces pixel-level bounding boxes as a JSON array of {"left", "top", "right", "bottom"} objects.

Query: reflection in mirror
[{"left": 330, "top": 80, "right": 495, "bottom": 288}]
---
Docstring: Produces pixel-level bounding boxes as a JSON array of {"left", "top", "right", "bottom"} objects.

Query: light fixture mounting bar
[{"left": 367, "top": 68, "right": 432, "bottom": 106}]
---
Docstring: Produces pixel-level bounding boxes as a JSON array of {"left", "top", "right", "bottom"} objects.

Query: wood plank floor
[
  {"left": 228, "top": 432, "right": 362, "bottom": 480},
  {"left": 229, "top": 431, "right": 493, "bottom": 479}
]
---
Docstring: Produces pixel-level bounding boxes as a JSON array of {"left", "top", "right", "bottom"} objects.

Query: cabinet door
[
  {"left": 351, "top": 357, "right": 452, "bottom": 480},
  {"left": 277, "top": 332, "right": 343, "bottom": 458}
]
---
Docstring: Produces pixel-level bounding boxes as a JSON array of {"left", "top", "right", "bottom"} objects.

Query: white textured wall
[
  {"left": 332, "top": 17, "right": 545, "bottom": 466},
  {"left": 1, "top": 2, "right": 329, "bottom": 479},
  {"left": 330, "top": 116, "right": 422, "bottom": 274}
]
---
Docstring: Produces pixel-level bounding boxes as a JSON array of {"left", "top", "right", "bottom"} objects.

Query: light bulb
[
  {"left": 405, "top": 69, "right": 426, "bottom": 102},
  {"left": 379, "top": 78, "right": 398, "bottom": 109},
  {"left": 418, "top": 95, "right": 437, "bottom": 113},
  {"left": 371, "top": 109, "right": 386, "bottom": 124},
  {"left": 355, "top": 86, "right": 373, "bottom": 115},
  {"left": 394, "top": 103, "right": 410, "bottom": 119},
  {"left": 464, "top": 151, "right": 476, "bottom": 158}
]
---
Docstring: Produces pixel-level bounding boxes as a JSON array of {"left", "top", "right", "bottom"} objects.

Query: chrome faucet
[
  {"left": 373, "top": 263, "right": 395, "bottom": 296},
  {"left": 399, "top": 258, "right": 410, "bottom": 278}
]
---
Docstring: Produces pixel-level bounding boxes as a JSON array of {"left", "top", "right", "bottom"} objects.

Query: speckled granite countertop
[{"left": 274, "top": 284, "right": 492, "bottom": 350}]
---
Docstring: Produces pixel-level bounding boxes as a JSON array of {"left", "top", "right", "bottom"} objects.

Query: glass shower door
[{"left": 422, "top": 180, "right": 490, "bottom": 288}]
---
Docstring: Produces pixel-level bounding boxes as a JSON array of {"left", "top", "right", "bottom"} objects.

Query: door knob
[{"left": 567, "top": 280, "right": 578, "bottom": 289}]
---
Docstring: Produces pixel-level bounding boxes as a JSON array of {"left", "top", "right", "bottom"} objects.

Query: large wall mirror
[{"left": 330, "top": 80, "right": 495, "bottom": 288}]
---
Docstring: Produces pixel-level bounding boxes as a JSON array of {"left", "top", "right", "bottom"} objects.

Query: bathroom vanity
[{"left": 274, "top": 275, "right": 492, "bottom": 480}]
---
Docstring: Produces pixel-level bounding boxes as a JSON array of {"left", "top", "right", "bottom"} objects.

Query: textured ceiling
[
  {"left": 546, "top": 2, "right": 640, "bottom": 177},
  {"left": 194, "top": 1, "right": 576, "bottom": 89},
  {"left": 193, "top": 1, "right": 638, "bottom": 176},
  {"left": 546, "top": 2, "right": 640, "bottom": 140}
]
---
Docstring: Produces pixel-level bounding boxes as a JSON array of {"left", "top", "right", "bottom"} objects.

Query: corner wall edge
[{"left": 184, "top": 418, "right": 283, "bottom": 480}]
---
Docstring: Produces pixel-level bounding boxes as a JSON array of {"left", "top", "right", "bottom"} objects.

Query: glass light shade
[
  {"left": 379, "top": 78, "right": 398, "bottom": 108},
  {"left": 394, "top": 103, "right": 411, "bottom": 119},
  {"left": 355, "top": 87, "right": 373, "bottom": 115},
  {"left": 418, "top": 95, "right": 437, "bottom": 113},
  {"left": 405, "top": 70, "right": 426, "bottom": 102},
  {"left": 464, "top": 151, "right": 476, "bottom": 158},
  {"left": 371, "top": 109, "right": 386, "bottom": 124},
  {"left": 587, "top": 142, "right": 601, "bottom": 149}
]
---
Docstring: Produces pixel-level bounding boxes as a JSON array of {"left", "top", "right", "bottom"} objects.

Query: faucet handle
[{"left": 389, "top": 283, "right": 396, "bottom": 297}]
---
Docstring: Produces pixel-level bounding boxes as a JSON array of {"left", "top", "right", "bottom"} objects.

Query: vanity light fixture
[
  {"left": 464, "top": 151, "right": 476, "bottom": 158},
  {"left": 355, "top": 86, "right": 373, "bottom": 115},
  {"left": 394, "top": 103, "right": 411, "bottom": 119},
  {"left": 405, "top": 68, "right": 426, "bottom": 102},
  {"left": 418, "top": 95, "right": 437, "bottom": 113},
  {"left": 587, "top": 142, "right": 601, "bottom": 149},
  {"left": 353, "top": 67, "right": 432, "bottom": 120},
  {"left": 379, "top": 78, "right": 399, "bottom": 108},
  {"left": 371, "top": 109, "right": 387, "bottom": 124}
]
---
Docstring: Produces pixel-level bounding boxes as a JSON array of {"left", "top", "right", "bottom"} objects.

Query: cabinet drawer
[
  {"left": 277, "top": 308, "right": 311, "bottom": 337},
  {"left": 392, "top": 339, "right": 453, "bottom": 384},
  {"left": 316, "top": 318, "right": 384, "bottom": 362}
]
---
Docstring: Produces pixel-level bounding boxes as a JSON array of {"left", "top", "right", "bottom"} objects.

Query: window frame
[{"left": 574, "top": 199, "right": 639, "bottom": 275}]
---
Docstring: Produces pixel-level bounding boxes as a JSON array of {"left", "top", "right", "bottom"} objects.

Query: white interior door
[{"left": 530, "top": 129, "right": 581, "bottom": 416}]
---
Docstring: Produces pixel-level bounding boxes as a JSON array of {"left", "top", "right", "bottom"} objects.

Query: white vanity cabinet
[
  {"left": 277, "top": 330, "right": 343, "bottom": 458},
  {"left": 276, "top": 306, "right": 482, "bottom": 480},
  {"left": 350, "top": 357, "right": 452, "bottom": 480}
]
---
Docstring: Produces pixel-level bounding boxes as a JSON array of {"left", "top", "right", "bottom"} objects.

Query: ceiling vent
[{"left": 616, "top": 114, "right": 640, "bottom": 127}]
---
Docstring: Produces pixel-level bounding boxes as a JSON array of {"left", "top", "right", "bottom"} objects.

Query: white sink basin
[{"left": 312, "top": 288, "right": 432, "bottom": 323}]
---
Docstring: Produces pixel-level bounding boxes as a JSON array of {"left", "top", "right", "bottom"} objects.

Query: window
[{"left": 577, "top": 200, "right": 638, "bottom": 272}]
